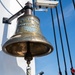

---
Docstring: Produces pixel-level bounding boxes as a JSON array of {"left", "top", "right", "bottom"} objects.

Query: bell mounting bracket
[{"left": 2, "top": 2, "right": 32, "bottom": 24}]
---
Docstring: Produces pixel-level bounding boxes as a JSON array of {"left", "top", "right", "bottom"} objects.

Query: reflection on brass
[{"left": 2, "top": 15, "right": 53, "bottom": 57}]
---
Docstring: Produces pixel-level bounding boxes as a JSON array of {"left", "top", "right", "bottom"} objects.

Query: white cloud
[
  {"left": 63, "top": 3, "right": 74, "bottom": 18},
  {"left": 53, "top": 3, "right": 74, "bottom": 25}
]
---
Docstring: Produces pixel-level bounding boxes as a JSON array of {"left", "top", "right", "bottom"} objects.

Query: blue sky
[{"left": 35, "top": 0, "right": 75, "bottom": 75}]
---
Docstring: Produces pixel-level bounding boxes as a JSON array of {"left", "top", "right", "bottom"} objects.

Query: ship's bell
[{"left": 2, "top": 14, "right": 53, "bottom": 57}]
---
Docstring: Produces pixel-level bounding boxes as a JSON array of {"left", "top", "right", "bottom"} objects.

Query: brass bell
[
  {"left": 2, "top": 2, "right": 53, "bottom": 58},
  {"left": 2, "top": 14, "right": 53, "bottom": 57}
]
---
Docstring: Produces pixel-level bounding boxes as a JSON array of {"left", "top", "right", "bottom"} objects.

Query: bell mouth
[{"left": 2, "top": 41, "right": 53, "bottom": 57}]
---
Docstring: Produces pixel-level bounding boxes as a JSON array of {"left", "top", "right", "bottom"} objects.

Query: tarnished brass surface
[{"left": 2, "top": 15, "right": 53, "bottom": 57}]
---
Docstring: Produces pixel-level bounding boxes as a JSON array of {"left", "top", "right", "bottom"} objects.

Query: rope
[
  {"left": 59, "top": 0, "right": 74, "bottom": 74},
  {"left": 72, "top": 0, "right": 75, "bottom": 9},
  {"left": 26, "top": 66, "right": 31, "bottom": 75},
  {"left": 55, "top": 6, "right": 68, "bottom": 75},
  {"left": 0, "top": 0, "right": 13, "bottom": 15},
  {"left": 16, "top": 0, "right": 23, "bottom": 8},
  {"left": 33, "top": 0, "right": 35, "bottom": 15},
  {"left": 50, "top": 8, "right": 62, "bottom": 75},
  {"left": 54, "top": 0, "right": 68, "bottom": 74}
]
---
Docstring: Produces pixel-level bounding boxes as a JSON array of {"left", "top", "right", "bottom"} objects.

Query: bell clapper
[
  {"left": 25, "top": 54, "right": 32, "bottom": 75},
  {"left": 24, "top": 42, "right": 33, "bottom": 75}
]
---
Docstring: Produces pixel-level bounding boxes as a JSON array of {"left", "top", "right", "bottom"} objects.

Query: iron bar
[
  {"left": 3, "top": 7, "right": 25, "bottom": 24},
  {"left": 50, "top": 8, "right": 62, "bottom": 75}
]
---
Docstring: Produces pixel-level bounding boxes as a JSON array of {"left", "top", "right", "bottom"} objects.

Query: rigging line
[
  {"left": 33, "top": 0, "right": 35, "bottom": 15},
  {"left": 16, "top": 0, "right": 23, "bottom": 8},
  {"left": 72, "top": 0, "right": 75, "bottom": 9},
  {"left": 59, "top": 0, "right": 74, "bottom": 69},
  {"left": 50, "top": 8, "right": 62, "bottom": 75},
  {"left": 55, "top": 5, "right": 68, "bottom": 75},
  {"left": 0, "top": 0, "right": 13, "bottom": 15}
]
